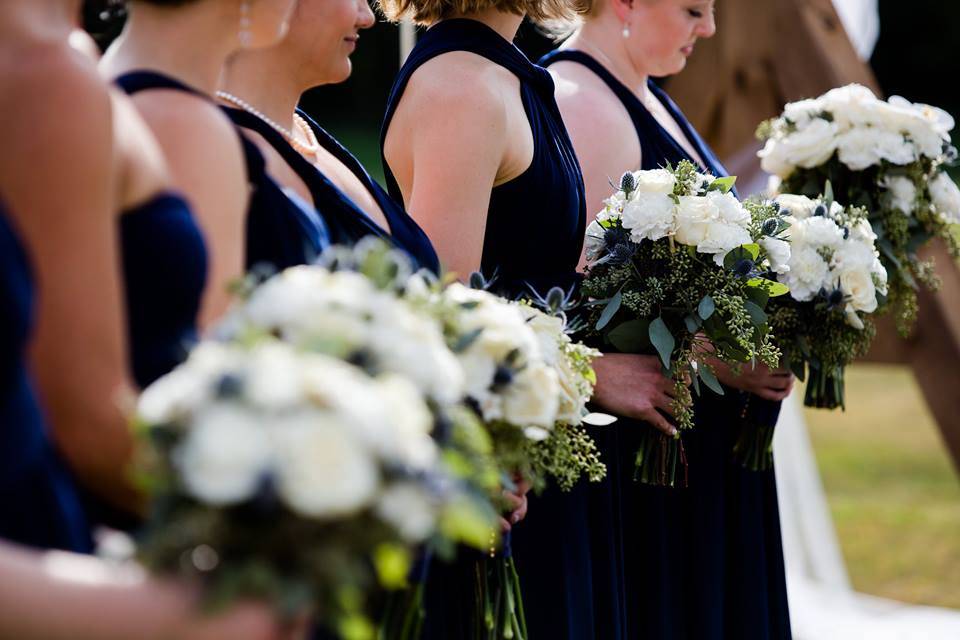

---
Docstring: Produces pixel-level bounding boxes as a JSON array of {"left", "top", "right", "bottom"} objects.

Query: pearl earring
[
  {"left": 238, "top": 0, "right": 253, "bottom": 47},
  {"left": 622, "top": 23, "right": 630, "bottom": 39}
]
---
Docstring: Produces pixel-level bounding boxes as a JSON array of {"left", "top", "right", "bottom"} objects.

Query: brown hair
[{"left": 377, "top": 0, "right": 593, "bottom": 27}]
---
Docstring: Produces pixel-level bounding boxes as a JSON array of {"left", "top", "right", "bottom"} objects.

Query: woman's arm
[
  {"left": 383, "top": 57, "right": 511, "bottom": 279},
  {"left": 0, "top": 542, "right": 297, "bottom": 640},
  {"left": 1, "top": 51, "right": 140, "bottom": 514}
]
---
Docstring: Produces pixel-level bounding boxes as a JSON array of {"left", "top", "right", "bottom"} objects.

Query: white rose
[
  {"left": 698, "top": 221, "right": 753, "bottom": 266},
  {"left": 798, "top": 216, "right": 845, "bottom": 249},
  {"left": 375, "top": 483, "right": 437, "bottom": 542},
  {"left": 585, "top": 220, "right": 608, "bottom": 263},
  {"left": 839, "top": 267, "right": 878, "bottom": 313},
  {"left": 245, "top": 342, "right": 306, "bottom": 410},
  {"left": 774, "top": 194, "right": 818, "bottom": 220},
  {"left": 138, "top": 365, "right": 212, "bottom": 425},
  {"left": 783, "top": 117, "right": 840, "bottom": 169},
  {"left": 836, "top": 127, "right": 883, "bottom": 170},
  {"left": 758, "top": 137, "right": 796, "bottom": 178},
  {"left": 272, "top": 412, "right": 380, "bottom": 518},
  {"left": 633, "top": 168, "right": 677, "bottom": 194},
  {"left": 783, "top": 97, "right": 828, "bottom": 128},
  {"left": 175, "top": 403, "right": 273, "bottom": 506},
  {"left": 874, "top": 128, "right": 918, "bottom": 166},
  {"left": 882, "top": 175, "right": 917, "bottom": 214},
  {"left": 832, "top": 239, "right": 878, "bottom": 272},
  {"left": 674, "top": 195, "right": 718, "bottom": 246},
  {"left": 820, "top": 84, "right": 881, "bottom": 128},
  {"left": 518, "top": 306, "right": 565, "bottom": 367},
  {"left": 929, "top": 172, "right": 960, "bottom": 224},
  {"left": 502, "top": 364, "right": 560, "bottom": 429},
  {"left": 760, "top": 237, "right": 792, "bottom": 274},
  {"left": 707, "top": 191, "right": 751, "bottom": 227},
  {"left": 785, "top": 246, "right": 830, "bottom": 301},
  {"left": 556, "top": 355, "right": 589, "bottom": 425},
  {"left": 621, "top": 192, "right": 676, "bottom": 243},
  {"left": 373, "top": 375, "right": 438, "bottom": 470}
]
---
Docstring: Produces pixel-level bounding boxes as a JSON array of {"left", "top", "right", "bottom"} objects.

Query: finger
[
  {"left": 501, "top": 490, "right": 523, "bottom": 511},
  {"left": 513, "top": 476, "right": 532, "bottom": 496},
  {"left": 765, "top": 377, "right": 792, "bottom": 391},
  {"left": 499, "top": 516, "right": 512, "bottom": 532},
  {"left": 661, "top": 380, "right": 678, "bottom": 398},
  {"left": 642, "top": 409, "right": 678, "bottom": 437},
  {"left": 755, "top": 388, "right": 789, "bottom": 402},
  {"left": 654, "top": 394, "right": 676, "bottom": 417},
  {"left": 510, "top": 497, "right": 528, "bottom": 524}
]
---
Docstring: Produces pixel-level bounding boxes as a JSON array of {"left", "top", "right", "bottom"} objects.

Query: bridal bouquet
[
  {"left": 582, "top": 161, "right": 788, "bottom": 486},
  {"left": 758, "top": 84, "right": 960, "bottom": 333},
  {"left": 402, "top": 276, "right": 607, "bottom": 640},
  {"left": 134, "top": 340, "right": 492, "bottom": 640},
  {"left": 734, "top": 192, "right": 888, "bottom": 469},
  {"left": 135, "top": 243, "right": 498, "bottom": 639}
]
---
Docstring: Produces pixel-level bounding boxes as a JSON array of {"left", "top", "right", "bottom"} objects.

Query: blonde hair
[{"left": 378, "top": 0, "right": 593, "bottom": 27}]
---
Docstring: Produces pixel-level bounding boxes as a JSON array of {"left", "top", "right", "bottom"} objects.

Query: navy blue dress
[
  {"left": 224, "top": 107, "right": 439, "bottom": 273},
  {"left": 0, "top": 202, "right": 92, "bottom": 552},
  {"left": 116, "top": 71, "right": 330, "bottom": 275},
  {"left": 382, "top": 19, "right": 594, "bottom": 639},
  {"left": 541, "top": 49, "right": 791, "bottom": 640}
]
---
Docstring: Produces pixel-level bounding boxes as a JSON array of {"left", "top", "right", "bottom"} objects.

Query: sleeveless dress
[
  {"left": 116, "top": 71, "right": 330, "bottom": 275},
  {"left": 0, "top": 201, "right": 92, "bottom": 552},
  {"left": 541, "top": 49, "right": 791, "bottom": 640},
  {"left": 381, "top": 19, "right": 596, "bottom": 639},
  {"left": 223, "top": 107, "right": 439, "bottom": 273}
]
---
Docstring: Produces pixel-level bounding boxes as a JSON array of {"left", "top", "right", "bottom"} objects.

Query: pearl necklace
[{"left": 216, "top": 91, "right": 320, "bottom": 156}]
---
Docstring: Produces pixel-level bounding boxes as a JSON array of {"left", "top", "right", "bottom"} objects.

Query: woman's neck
[
  {"left": 441, "top": 8, "right": 525, "bottom": 43},
  {"left": 220, "top": 51, "right": 305, "bottom": 136},
  {"left": 566, "top": 18, "right": 650, "bottom": 100},
  {"left": 101, "top": 3, "right": 237, "bottom": 95}
]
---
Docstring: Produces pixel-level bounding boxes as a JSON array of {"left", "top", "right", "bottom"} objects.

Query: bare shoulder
[
  {"left": 130, "top": 91, "right": 246, "bottom": 178},
  {"left": 398, "top": 51, "right": 515, "bottom": 128},
  {"left": 550, "top": 60, "right": 635, "bottom": 143}
]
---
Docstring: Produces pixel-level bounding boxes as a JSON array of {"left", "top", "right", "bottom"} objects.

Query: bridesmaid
[
  {"left": 379, "top": 1, "right": 678, "bottom": 637},
  {"left": 99, "top": 0, "right": 330, "bottom": 307},
  {"left": 219, "top": 0, "right": 439, "bottom": 271},
  {"left": 0, "top": 0, "right": 201, "bottom": 527},
  {"left": 542, "top": 1, "right": 793, "bottom": 638}
]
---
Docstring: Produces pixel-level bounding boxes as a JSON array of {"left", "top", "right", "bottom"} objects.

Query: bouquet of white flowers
[
  {"left": 758, "top": 84, "right": 959, "bottom": 333},
  {"left": 734, "top": 192, "right": 888, "bottom": 469},
  {"left": 582, "top": 161, "right": 788, "bottom": 486},
  {"left": 135, "top": 338, "right": 493, "bottom": 639},
  {"left": 401, "top": 277, "right": 607, "bottom": 640}
]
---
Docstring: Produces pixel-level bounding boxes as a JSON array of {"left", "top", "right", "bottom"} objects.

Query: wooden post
[{"left": 666, "top": 0, "right": 960, "bottom": 472}]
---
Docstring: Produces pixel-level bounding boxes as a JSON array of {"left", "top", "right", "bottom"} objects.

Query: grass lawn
[{"left": 802, "top": 363, "right": 960, "bottom": 609}]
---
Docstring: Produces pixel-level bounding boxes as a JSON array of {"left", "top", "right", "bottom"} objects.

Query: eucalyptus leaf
[
  {"left": 607, "top": 318, "right": 651, "bottom": 353},
  {"left": 698, "top": 364, "right": 725, "bottom": 395},
  {"left": 648, "top": 317, "right": 675, "bottom": 369},
  {"left": 697, "top": 295, "right": 716, "bottom": 320},
  {"left": 596, "top": 291, "right": 623, "bottom": 331},
  {"left": 743, "top": 300, "right": 768, "bottom": 325},
  {"left": 684, "top": 314, "right": 701, "bottom": 334}
]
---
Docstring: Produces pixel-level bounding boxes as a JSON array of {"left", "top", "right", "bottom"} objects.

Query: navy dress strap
[
  {"left": 0, "top": 201, "right": 92, "bottom": 552},
  {"left": 115, "top": 70, "right": 329, "bottom": 272},
  {"left": 224, "top": 107, "right": 439, "bottom": 274},
  {"left": 298, "top": 110, "right": 440, "bottom": 274},
  {"left": 381, "top": 18, "right": 585, "bottom": 297},
  {"left": 540, "top": 49, "right": 734, "bottom": 191}
]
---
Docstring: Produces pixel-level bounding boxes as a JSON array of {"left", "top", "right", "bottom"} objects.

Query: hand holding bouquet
[{"left": 582, "top": 161, "right": 788, "bottom": 486}]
